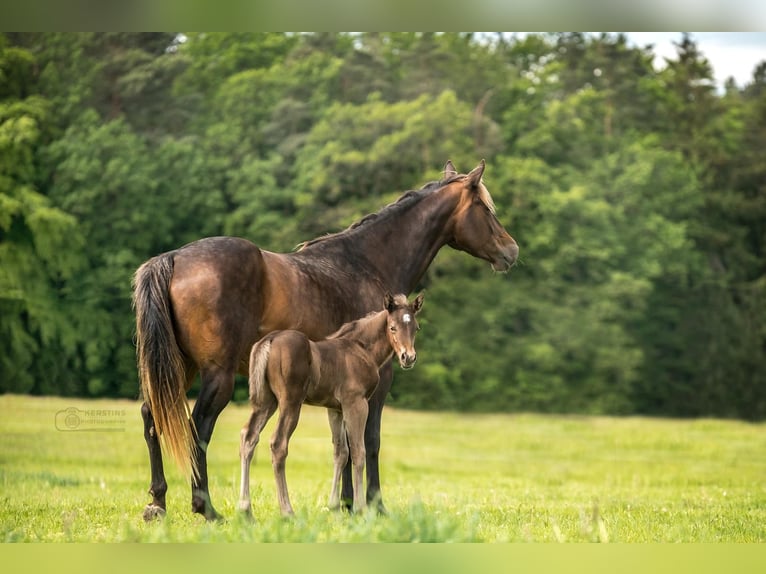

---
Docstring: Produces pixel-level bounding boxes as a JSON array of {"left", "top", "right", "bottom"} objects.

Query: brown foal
[{"left": 238, "top": 293, "right": 424, "bottom": 516}]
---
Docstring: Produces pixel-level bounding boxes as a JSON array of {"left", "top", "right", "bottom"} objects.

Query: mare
[
  {"left": 238, "top": 293, "right": 424, "bottom": 516},
  {"left": 133, "top": 160, "right": 518, "bottom": 520}
]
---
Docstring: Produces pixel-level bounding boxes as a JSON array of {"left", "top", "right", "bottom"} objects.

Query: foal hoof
[
  {"left": 237, "top": 503, "right": 255, "bottom": 522},
  {"left": 143, "top": 504, "right": 166, "bottom": 522}
]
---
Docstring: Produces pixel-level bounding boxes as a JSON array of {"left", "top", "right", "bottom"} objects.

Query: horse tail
[
  {"left": 133, "top": 252, "right": 198, "bottom": 480},
  {"left": 248, "top": 338, "right": 272, "bottom": 406}
]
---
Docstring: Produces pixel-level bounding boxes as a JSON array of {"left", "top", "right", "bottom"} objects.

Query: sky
[{"left": 624, "top": 32, "right": 766, "bottom": 89}]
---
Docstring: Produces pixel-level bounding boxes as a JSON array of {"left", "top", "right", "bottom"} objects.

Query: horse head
[{"left": 444, "top": 160, "right": 519, "bottom": 272}]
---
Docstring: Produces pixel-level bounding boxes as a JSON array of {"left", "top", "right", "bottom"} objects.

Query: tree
[
  {"left": 290, "top": 89, "right": 503, "bottom": 239},
  {"left": 1, "top": 32, "right": 763, "bottom": 419},
  {"left": 0, "top": 38, "right": 86, "bottom": 394}
]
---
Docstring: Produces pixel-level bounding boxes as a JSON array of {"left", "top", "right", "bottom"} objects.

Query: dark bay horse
[
  {"left": 239, "top": 293, "right": 424, "bottom": 516},
  {"left": 133, "top": 159, "right": 518, "bottom": 520}
]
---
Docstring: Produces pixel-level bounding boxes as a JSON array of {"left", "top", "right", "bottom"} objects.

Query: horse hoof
[
  {"left": 205, "top": 508, "right": 224, "bottom": 522},
  {"left": 191, "top": 496, "right": 222, "bottom": 521},
  {"left": 143, "top": 504, "right": 166, "bottom": 522}
]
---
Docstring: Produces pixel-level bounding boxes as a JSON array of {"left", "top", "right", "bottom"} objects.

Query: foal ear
[
  {"left": 465, "top": 159, "right": 486, "bottom": 189},
  {"left": 384, "top": 292, "right": 395, "bottom": 312},
  {"left": 412, "top": 292, "right": 425, "bottom": 314},
  {"left": 443, "top": 160, "right": 458, "bottom": 179}
]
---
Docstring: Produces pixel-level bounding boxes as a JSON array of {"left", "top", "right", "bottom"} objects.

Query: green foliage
[
  {"left": 0, "top": 42, "right": 86, "bottom": 395},
  {"left": 291, "top": 89, "right": 499, "bottom": 236},
  {"left": 0, "top": 32, "right": 764, "bottom": 418}
]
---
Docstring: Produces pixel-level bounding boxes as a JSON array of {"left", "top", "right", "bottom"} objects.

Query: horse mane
[
  {"left": 295, "top": 175, "right": 476, "bottom": 251},
  {"left": 476, "top": 179, "right": 496, "bottom": 214},
  {"left": 295, "top": 173, "right": 495, "bottom": 252}
]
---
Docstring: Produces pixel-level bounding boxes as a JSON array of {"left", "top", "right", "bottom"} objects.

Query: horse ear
[
  {"left": 384, "top": 292, "right": 395, "bottom": 312},
  {"left": 412, "top": 292, "right": 425, "bottom": 314},
  {"left": 443, "top": 160, "right": 458, "bottom": 179},
  {"left": 466, "top": 159, "right": 486, "bottom": 189}
]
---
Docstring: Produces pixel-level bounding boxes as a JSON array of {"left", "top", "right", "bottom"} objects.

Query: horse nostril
[
  {"left": 507, "top": 240, "right": 519, "bottom": 264},
  {"left": 401, "top": 352, "right": 416, "bottom": 367}
]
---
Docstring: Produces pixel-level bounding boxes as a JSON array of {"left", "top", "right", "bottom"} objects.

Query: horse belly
[
  {"left": 258, "top": 252, "right": 383, "bottom": 341},
  {"left": 306, "top": 349, "right": 379, "bottom": 409}
]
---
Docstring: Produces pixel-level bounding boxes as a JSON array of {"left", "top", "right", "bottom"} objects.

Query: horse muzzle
[{"left": 491, "top": 239, "right": 519, "bottom": 272}]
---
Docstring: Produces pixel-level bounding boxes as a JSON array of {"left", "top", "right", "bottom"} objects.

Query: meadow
[{"left": 0, "top": 394, "right": 764, "bottom": 543}]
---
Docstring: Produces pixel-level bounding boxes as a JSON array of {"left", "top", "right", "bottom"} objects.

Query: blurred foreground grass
[{"left": 0, "top": 394, "right": 764, "bottom": 542}]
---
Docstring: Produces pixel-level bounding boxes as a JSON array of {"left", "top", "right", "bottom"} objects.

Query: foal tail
[
  {"left": 248, "top": 338, "right": 272, "bottom": 406},
  {"left": 133, "top": 253, "right": 198, "bottom": 480}
]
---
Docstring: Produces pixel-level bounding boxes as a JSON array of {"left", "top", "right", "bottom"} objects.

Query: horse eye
[{"left": 390, "top": 326, "right": 397, "bottom": 332}]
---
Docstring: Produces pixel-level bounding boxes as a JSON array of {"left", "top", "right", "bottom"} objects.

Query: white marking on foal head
[{"left": 402, "top": 314, "right": 411, "bottom": 324}]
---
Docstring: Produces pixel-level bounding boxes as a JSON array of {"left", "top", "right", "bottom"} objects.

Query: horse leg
[
  {"left": 238, "top": 394, "right": 278, "bottom": 517},
  {"left": 340, "top": 362, "right": 392, "bottom": 513},
  {"left": 327, "top": 409, "right": 349, "bottom": 510},
  {"left": 270, "top": 401, "right": 302, "bottom": 516},
  {"left": 190, "top": 366, "right": 235, "bottom": 520},
  {"left": 344, "top": 397, "right": 369, "bottom": 513},
  {"left": 141, "top": 401, "right": 167, "bottom": 521},
  {"left": 366, "top": 361, "right": 393, "bottom": 512}
]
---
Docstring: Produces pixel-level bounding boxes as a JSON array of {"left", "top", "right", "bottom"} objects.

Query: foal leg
[
  {"left": 340, "top": 363, "right": 392, "bottom": 513},
  {"left": 239, "top": 394, "right": 278, "bottom": 516},
  {"left": 327, "top": 409, "right": 349, "bottom": 510},
  {"left": 270, "top": 401, "right": 302, "bottom": 516},
  {"left": 190, "top": 366, "right": 235, "bottom": 520},
  {"left": 344, "top": 397, "right": 369, "bottom": 513},
  {"left": 141, "top": 401, "right": 168, "bottom": 521}
]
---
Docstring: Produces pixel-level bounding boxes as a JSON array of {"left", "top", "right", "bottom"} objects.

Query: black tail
[{"left": 133, "top": 252, "right": 198, "bottom": 479}]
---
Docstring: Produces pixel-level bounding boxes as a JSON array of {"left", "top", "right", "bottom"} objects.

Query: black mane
[{"left": 296, "top": 179, "right": 449, "bottom": 251}]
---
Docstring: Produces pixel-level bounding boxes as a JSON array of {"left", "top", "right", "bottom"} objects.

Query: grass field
[{"left": 1, "top": 394, "right": 764, "bottom": 542}]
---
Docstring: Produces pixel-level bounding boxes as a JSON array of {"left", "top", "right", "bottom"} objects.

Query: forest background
[{"left": 1, "top": 32, "right": 764, "bottom": 419}]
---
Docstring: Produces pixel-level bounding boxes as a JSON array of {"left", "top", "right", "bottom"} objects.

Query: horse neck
[
  {"left": 337, "top": 310, "right": 393, "bottom": 366},
  {"left": 356, "top": 186, "right": 461, "bottom": 293}
]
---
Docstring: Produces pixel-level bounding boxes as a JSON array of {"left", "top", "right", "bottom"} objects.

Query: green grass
[{"left": 0, "top": 394, "right": 764, "bottom": 542}]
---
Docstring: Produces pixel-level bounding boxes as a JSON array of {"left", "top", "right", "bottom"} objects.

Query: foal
[{"left": 238, "top": 293, "right": 424, "bottom": 516}]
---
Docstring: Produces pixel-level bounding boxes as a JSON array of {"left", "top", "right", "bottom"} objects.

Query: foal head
[
  {"left": 443, "top": 160, "right": 519, "bottom": 272},
  {"left": 384, "top": 292, "right": 424, "bottom": 370}
]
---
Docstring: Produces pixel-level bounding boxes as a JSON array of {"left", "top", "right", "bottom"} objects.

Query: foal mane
[
  {"left": 326, "top": 309, "right": 385, "bottom": 341},
  {"left": 326, "top": 294, "right": 409, "bottom": 341}
]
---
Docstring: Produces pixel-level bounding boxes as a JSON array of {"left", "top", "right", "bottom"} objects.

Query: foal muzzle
[{"left": 399, "top": 351, "right": 417, "bottom": 370}]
